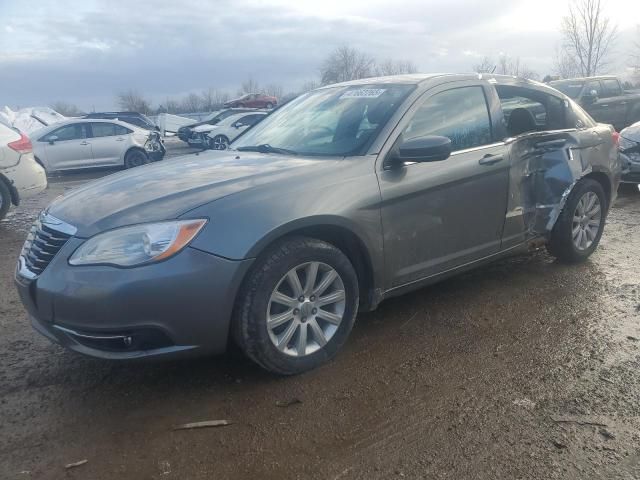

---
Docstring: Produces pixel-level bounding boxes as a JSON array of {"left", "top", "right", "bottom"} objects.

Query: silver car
[{"left": 31, "top": 119, "right": 165, "bottom": 172}]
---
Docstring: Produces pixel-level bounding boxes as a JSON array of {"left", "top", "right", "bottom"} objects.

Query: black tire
[
  {"left": 547, "top": 178, "right": 607, "bottom": 263},
  {"left": 265, "top": 103, "right": 274, "bottom": 109},
  {"left": 211, "top": 135, "right": 229, "bottom": 150},
  {"left": 0, "top": 179, "right": 11, "bottom": 221},
  {"left": 232, "top": 236, "right": 359, "bottom": 375},
  {"left": 124, "top": 149, "right": 149, "bottom": 169}
]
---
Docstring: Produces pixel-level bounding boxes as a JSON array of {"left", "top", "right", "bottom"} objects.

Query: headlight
[{"left": 69, "top": 219, "right": 207, "bottom": 267}]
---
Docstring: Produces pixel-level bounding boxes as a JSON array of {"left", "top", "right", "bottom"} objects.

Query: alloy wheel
[
  {"left": 267, "top": 262, "right": 346, "bottom": 357},
  {"left": 572, "top": 191, "right": 602, "bottom": 251},
  {"left": 213, "top": 136, "right": 228, "bottom": 150}
]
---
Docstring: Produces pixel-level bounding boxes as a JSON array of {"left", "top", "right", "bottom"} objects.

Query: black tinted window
[
  {"left": 115, "top": 125, "right": 132, "bottom": 135},
  {"left": 403, "top": 87, "right": 492, "bottom": 151},
  {"left": 585, "top": 81, "right": 602, "bottom": 96},
  {"left": 237, "top": 114, "right": 264, "bottom": 126},
  {"left": 601, "top": 79, "right": 621, "bottom": 97},
  {"left": 46, "top": 124, "right": 86, "bottom": 141}
]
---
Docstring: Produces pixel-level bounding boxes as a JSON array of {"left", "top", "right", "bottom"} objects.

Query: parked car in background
[
  {"left": 549, "top": 76, "right": 640, "bottom": 131},
  {"left": 224, "top": 93, "right": 277, "bottom": 109},
  {"left": 84, "top": 112, "right": 159, "bottom": 131},
  {"left": 619, "top": 120, "right": 640, "bottom": 185},
  {"left": 31, "top": 119, "right": 165, "bottom": 172},
  {"left": 15, "top": 74, "right": 620, "bottom": 375},
  {"left": 177, "top": 108, "right": 254, "bottom": 144},
  {"left": 203, "top": 111, "right": 268, "bottom": 150},
  {"left": 0, "top": 123, "right": 47, "bottom": 221}
]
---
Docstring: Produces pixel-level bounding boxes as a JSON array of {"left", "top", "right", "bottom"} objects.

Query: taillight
[
  {"left": 612, "top": 131, "right": 620, "bottom": 148},
  {"left": 7, "top": 133, "right": 33, "bottom": 154}
]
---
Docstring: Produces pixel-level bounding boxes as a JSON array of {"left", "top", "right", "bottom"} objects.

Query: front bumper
[
  {"left": 15, "top": 239, "right": 253, "bottom": 360},
  {"left": 621, "top": 152, "right": 640, "bottom": 183}
]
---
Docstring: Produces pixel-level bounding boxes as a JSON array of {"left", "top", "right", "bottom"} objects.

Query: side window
[
  {"left": 402, "top": 86, "right": 492, "bottom": 151},
  {"left": 115, "top": 125, "right": 132, "bottom": 135},
  {"left": 567, "top": 100, "right": 596, "bottom": 129},
  {"left": 44, "top": 124, "right": 86, "bottom": 142},
  {"left": 585, "top": 81, "right": 602, "bottom": 97},
  {"left": 91, "top": 122, "right": 118, "bottom": 138},
  {"left": 499, "top": 95, "right": 546, "bottom": 129},
  {"left": 237, "top": 115, "right": 260, "bottom": 126},
  {"left": 601, "top": 79, "right": 622, "bottom": 98}
]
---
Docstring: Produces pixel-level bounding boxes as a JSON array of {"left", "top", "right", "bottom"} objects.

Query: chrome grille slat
[{"left": 19, "top": 213, "right": 74, "bottom": 277}]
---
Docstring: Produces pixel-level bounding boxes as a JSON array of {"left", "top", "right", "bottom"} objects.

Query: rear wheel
[
  {"left": 232, "top": 237, "right": 359, "bottom": 375},
  {"left": 265, "top": 102, "right": 274, "bottom": 109},
  {"left": 0, "top": 180, "right": 11, "bottom": 221},
  {"left": 547, "top": 179, "right": 607, "bottom": 263},
  {"left": 124, "top": 149, "right": 149, "bottom": 169}
]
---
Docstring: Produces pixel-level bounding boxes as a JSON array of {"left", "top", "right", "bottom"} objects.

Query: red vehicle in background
[{"left": 223, "top": 93, "right": 277, "bottom": 109}]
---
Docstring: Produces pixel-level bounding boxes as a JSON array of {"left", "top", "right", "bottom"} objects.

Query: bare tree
[
  {"left": 299, "top": 80, "right": 320, "bottom": 92},
  {"left": 553, "top": 47, "right": 581, "bottom": 79},
  {"left": 374, "top": 59, "right": 418, "bottom": 76},
  {"left": 473, "top": 57, "right": 494, "bottom": 73},
  {"left": 238, "top": 77, "right": 260, "bottom": 95},
  {"left": 264, "top": 84, "right": 284, "bottom": 99},
  {"left": 561, "top": 0, "right": 617, "bottom": 77},
  {"left": 200, "top": 88, "right": 229, "bottom": 111},
  {"left": 50, "top": 101, "right": 83, "bottom": 117},
  {"left": 630, "top": 26, "right": 640, "bottom": 85},
  {"left": 320, "top": 46, "right": 376, "bottom": 85},
  {"left": 116, "top": 90, "right": 152, "bottom": 114},
  {"left": 181, "top": 93, "right": 202, "bottom": 113}
]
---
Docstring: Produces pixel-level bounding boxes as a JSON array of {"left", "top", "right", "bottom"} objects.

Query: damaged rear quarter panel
[{"left": 501, "top": 126, "right": 618, "bottom": 247}]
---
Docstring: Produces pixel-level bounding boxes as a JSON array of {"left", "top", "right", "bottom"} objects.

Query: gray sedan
[{"left": 15, "top": 74, "right": 621, "bottom": 374}]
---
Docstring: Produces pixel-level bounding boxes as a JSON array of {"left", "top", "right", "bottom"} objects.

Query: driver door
[{"left": 378, "top": 83, "right": 510, "bottom": 288}]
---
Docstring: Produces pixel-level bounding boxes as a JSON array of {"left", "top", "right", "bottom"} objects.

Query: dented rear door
[{"left": 501, "top": 128, "right": 603, "bottom": 248}]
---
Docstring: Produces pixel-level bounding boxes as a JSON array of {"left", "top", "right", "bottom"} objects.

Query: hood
[
  {"left": 47, "top": 151, "right": 334, "bottom": 237},
  {"left": 621, "top": 121, "right": 640, "bottom": 142},
  {"left": 193, "top": 124, "right": 218, "bottom": 133}
]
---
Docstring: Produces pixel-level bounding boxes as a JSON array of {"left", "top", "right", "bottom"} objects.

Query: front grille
[{"left": 20, "top": 214, "right": 74, "bottom": 276}]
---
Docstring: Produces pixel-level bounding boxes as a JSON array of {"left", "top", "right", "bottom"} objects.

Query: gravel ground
[{"left": 1, "top": 145, "right": 639, "bottom": 479}]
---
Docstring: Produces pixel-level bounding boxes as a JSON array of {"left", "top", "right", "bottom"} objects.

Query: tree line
[{"left": 49, "top": 0, "right": 639, "bottom": 117}]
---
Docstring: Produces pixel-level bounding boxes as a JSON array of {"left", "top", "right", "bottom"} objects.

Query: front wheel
[
  {"left": 232, "top": 237, "right": 359, "bottom": 375},
  {"left": 547, "top": 179, "right": 607, "bottom": 263},
  {"left": 210, "top": 135, "right": 229, "bottom": 150}
]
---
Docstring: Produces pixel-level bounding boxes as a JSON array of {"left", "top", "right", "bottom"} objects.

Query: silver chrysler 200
[{"left": 15, "top": 74, "right": 621, "bottom": 374}]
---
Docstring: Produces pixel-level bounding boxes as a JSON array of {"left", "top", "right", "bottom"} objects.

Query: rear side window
[
  {"left": 237, "top": 114, "right": 265, "bottom": 126},
  {"left": 91, "top": 122, "right": 129, "bottom": 137},
  {"left": 43, "top": 124, "right": 87, "bottom": 142},
  {"left": 601, "top": 79, "right": 622, "bottom": 97},
  {"left": 403, "top": 86, "right": 492, "bottom": 151},
  {"left": 567, "top": 100, "right": 596, "bottom": 129},
  {"left": 585, "top": 81, "right": 602, "bottom": 97}
]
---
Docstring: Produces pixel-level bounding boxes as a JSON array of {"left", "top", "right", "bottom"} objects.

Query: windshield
[
  {"left": 232, "top": 84, "right": 415, "bottom": 156},
  {"left": 549, "top": 81, "right": 584, "bottom": 99}
]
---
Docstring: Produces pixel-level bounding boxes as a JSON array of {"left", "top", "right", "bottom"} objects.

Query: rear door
[
  {"left": 378, "top": 82, "right": 510, "bottom": 288},
  {"left": 88, "top": 122, "right": 131, "bottom": 166},
  {"left": 500, "top": 94, "right": 603, "bottom": 248},
  {"left": 42, "top": 123, "right": 92, "bottom": 170},
  {"left": 599, "top": 79, "right": 627, "bottom": 129}
]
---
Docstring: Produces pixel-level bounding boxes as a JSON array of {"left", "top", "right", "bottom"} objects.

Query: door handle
[
  {"left": 620, "top": 102, "right": 627, "bottom": 106},
  {"left": 478, "top": 154, "right": 504, "bottom": 166},
  {"left": 601, "top": 104, "right": 609, "bottom": 108},
  {"left": 115, "top": 137, "right": 125, "bottom": 141},
  {"left": 534, "top": 139, "right": 566, "bottom": 149},
  {"left": 79, "top": 141, "right": 89, "bottom": 145}
]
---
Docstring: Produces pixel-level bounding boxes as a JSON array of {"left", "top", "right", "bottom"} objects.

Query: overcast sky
[{"left": 0, "top": 0, "right": 638, "bottom": 111}]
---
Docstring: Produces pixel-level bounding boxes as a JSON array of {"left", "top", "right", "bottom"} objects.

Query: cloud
[{"left": 0, "top": 0, "right": 637, "bottom": 110}]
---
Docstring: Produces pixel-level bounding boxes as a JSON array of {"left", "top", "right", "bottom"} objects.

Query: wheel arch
[
  {"left": 123, "top": 146, "right": 148, "bottom": 164},
  {"left": 582, "top": 171, "right": 612, "bottom": 209},
  {"left": 245, "top": 218, "right": 379, "bottom": 311}
]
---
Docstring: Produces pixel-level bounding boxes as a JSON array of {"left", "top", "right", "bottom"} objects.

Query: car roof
[
  {"left": 42, "top": 118, "right": 142, "bottom": 130},
  {"left": 549, "top": 76, "right": 617, "bottom": 83}
]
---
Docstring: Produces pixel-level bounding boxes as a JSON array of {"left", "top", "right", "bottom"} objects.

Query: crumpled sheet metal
[{"left": 506, "top": 135, "right": 591, "bottom": 236}]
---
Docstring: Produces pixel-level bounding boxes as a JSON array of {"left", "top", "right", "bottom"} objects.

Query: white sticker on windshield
[{"left": 340, "top": 88, "right": 386, "bottom": 99}]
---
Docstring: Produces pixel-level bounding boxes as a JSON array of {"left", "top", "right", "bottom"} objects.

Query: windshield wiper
[{"left": 236, "top": 144, "right": 298, "bottom": 155}]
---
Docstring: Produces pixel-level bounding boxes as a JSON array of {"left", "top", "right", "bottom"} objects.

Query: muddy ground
[{"left": 1, "top": 145, "right": 639, "bottom": 479}]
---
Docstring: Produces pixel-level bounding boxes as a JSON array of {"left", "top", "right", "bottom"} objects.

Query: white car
[
  {"left": 31, "top": 119, "right": 165, "bottom": 172},
  {"left": 194, "top": 111, "right": 267, "bottom": 150},
  {"left": 0, "top": 123, "right": 47, "bottom": 221}
]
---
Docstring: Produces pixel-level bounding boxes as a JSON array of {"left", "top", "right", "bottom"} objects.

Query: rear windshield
[{"left": 549, "top": 81, "right": 584, "bottom": 99}]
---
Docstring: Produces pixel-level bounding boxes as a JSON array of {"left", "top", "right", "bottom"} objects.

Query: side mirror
[
  {"left": 48, "top": 135, "right": 59, "bottom": 145},
  {"left": 388, "top": 135, "right": 452, "bottom": 167},
  {"left": 234, "top": 122, "right": 244, "bottom": 129}
]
